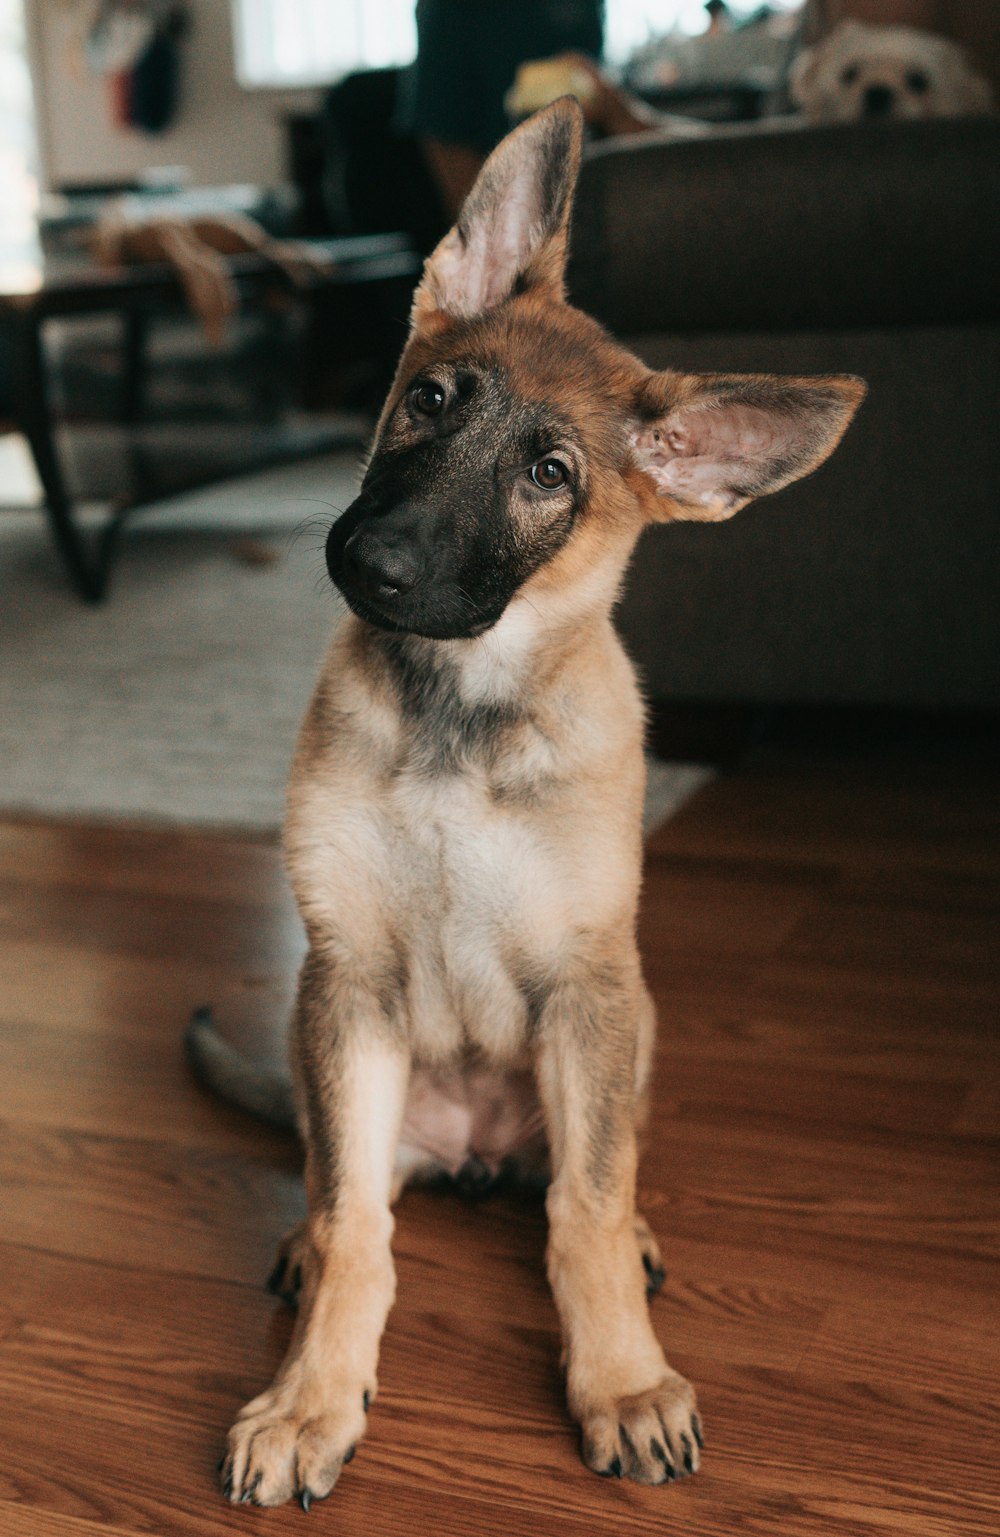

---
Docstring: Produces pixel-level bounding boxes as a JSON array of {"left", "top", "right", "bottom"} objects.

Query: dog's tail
[{"left": 184, "top": 1006, "right": 297, "bottom": 1131}]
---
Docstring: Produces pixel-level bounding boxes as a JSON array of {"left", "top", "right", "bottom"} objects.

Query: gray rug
[{"left": 0, "top": 450, "right": 713, "bottom": 833}]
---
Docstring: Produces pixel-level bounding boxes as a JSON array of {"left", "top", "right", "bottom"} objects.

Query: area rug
[{"left": 0, "top": 448, "right": 714, "bottom": 834}]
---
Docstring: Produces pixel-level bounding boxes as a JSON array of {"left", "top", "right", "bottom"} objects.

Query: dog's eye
[
  {"left": 529, "top": 459, "right": 568, "bottom": 490},
  {"left": 840, "top": 63, "right": 860, "bottom": 85},
  {"left": 906, "top": 69, "right": 930, "bottom": 94},
  {"left": 412, "top": 381, "right": 445, "bottom": 415}
]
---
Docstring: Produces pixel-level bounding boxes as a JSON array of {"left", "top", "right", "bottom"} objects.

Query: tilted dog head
[
  {"left": 791, "top": 20, "right": 994, "bottom": 124},
  {"left": 327, "top": 100, "right": 865, "bottom": 640}
]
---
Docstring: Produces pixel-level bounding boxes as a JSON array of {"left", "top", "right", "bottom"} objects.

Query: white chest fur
[{"left": 384, "top": 765, "right": 569, "bottom": 1061}]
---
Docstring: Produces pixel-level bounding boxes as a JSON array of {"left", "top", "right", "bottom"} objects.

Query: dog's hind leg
[
  {"left": 630, "top": 993, "right": 666, "bottom": 1298},
  {"left": 220, "top": 949, "right": 409, "bottom": 1509},
  {"left": 266, "top": 1219, "right": 307, "bottom": 1309},
  {"left": 634, "top": 1214, "right": 666, "bottom": 1299},
  {"left": 265, "top": 1137, "right": 444, "bottom": 1312},
  {"left": 535, "top": 949, "right": 702, "bottom": 1486}
]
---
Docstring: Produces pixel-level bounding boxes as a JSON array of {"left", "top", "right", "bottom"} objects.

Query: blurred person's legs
[{"left": 402, "top": 0, "right": 603, "bottom": 219}]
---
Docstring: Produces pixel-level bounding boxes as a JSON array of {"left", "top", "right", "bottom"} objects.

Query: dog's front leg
[
  {"left": 222, "top": 949, "right": 408, "bottom": 1509},
  {"left": 536, "top": 960, "right": 702, "bottom": 1485}
]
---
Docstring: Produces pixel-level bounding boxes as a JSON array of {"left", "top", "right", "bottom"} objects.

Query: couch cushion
[{"left": 568, "top": 118, "right": 1000, "bottom": 334}]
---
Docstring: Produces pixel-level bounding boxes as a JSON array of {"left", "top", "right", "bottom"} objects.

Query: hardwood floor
[{"left": 1, "top": 720, "right": 997, "bottom": 1535}]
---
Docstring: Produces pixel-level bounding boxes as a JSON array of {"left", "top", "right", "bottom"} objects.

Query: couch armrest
[{"left": 567, "top": 117, "right": 1000, "bottom": 334}]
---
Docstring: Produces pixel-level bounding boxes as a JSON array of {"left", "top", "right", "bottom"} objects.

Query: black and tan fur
[{"left": 192, "top": 99, "right": 864, "bottom": 1508}]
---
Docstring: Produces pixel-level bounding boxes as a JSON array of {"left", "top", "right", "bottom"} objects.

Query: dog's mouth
[{"left": 333, "top": 580, "right": 501, "bottom": 641}]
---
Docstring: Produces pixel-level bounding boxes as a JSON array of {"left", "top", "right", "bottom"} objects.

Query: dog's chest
[
  {"left": 294, "top": 632, "right": 635, "bottom": 1059},
  {"left": 389, "top": 765, "right": 565, "bottom": 1059}
]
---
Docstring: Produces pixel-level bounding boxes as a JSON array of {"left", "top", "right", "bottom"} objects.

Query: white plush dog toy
[{"left": 791, "top": 20, "right": 994, "bottom": 122}]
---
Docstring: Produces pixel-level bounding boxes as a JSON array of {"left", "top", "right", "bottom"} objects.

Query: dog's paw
[
  {"left": 634, "top": 1214, "right": 666, "bottom": 1299},
  {"left": 579, "top": 1371, "right": 703, "bottom": 1485},
  {"left": 220, "top": 1382, "right": 370, "bottom": 1508},
  {"left": 266, "top": 1220, "right": 307, "bottom": 1309}
]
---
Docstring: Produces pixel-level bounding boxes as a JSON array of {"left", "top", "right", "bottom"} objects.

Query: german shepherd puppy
[{"left": 193, "top": 99, "right": 863, "bottom": 1508}]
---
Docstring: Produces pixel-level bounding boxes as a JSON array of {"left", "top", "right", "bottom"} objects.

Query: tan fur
[{"left": 218, "top": 100, "right": 863, "bottom": 1507}]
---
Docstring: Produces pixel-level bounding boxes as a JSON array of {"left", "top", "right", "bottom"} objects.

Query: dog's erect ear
[
  {"left": 412, "top": 98, "right": 583, "bottom": 328},
  {"left": 938, "top": 43, "right": 996, "bottom": 114},
  {"left": 629, "top": 372, "right": 866, "bottom": 522}
]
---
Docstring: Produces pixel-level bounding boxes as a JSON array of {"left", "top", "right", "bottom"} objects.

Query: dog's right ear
[{"left": 411, "top": 98, "right": 583, "bottom": 332}]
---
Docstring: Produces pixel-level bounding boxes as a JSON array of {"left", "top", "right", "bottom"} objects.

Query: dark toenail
[
  {"left": 651, "top": 1437, "right": 675, "bottom": 1476},
  {"left": 608, "top": 1454, "right": 623, "bottom": 1478},
  {"left": 300, "top": 1488, "right": 312, "bottom": 1512},
  {"left": 222, "top": 1475, "right": 233, "bottom": 1500},
  {"left": 343, "top": 1445, "right": 356, "bottom": 1465},
  {"left": 681, "top": 1432, "right": 694, "bottom": 1472},
  {"left": 692, "top": 1415, "right": 705, "bottom": 1450},
  {"left": 216, "top": 1455, "right": 225, "bottom": 1474},
  {"left": 266, "top": 1258, "right": 287, "bottom": 1294},
  {"left": 363, "top": 1390, "right": 371, "bottom": 1412},
  {"left": 644, "top": 1262, "right": 666, "bottom": 1297}
]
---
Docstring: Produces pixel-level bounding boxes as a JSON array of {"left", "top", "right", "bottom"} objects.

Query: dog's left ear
[
  {"left": 412, "top": 98, "right": 583, "bottom": 328},
  {"left": 629, "top": 372, "right": 866, "bottom": 522}
]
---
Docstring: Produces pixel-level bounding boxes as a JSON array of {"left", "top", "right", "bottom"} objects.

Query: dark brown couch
[{"left": 568, "top": 117, "right": 1000, "bottom": 708}]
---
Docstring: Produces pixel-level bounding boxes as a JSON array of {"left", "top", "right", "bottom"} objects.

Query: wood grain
[{"left": 0, "top": 722, "right": 997, "bottom": 1535}]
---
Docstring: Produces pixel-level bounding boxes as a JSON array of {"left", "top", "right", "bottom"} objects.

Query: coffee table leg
[
  {"left": 16, "top": 312, "right": 104, "bottom": 601},
  {"left": 121, "top": 310, "right": 149, "bottom": 424}
]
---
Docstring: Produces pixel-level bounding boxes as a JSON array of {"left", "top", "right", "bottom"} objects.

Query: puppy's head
[
  {"left": 327, "top": 99, "right": 864, "bottom": 641},
  {"left": 791, "top": 20, "right": 994, "bottom": 123}
]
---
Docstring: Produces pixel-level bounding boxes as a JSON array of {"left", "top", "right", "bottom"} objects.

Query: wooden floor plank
[{"left": 0, "top": 720, "right": 997, "bottom": 1534}]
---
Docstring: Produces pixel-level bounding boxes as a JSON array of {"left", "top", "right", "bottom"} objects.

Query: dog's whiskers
[
  {"left": 286, "top": 509, "right": 339, "bottom": 559},
  {"left": 451, "top": 583, "right": 494, "bottom": 659},
  {"left": 518, "top": 593, "right": 554, "bottom": 642}
]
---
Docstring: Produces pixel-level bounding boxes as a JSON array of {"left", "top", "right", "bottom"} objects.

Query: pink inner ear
[
  {"left": 429, "top": 163, "right": 543, "bottom": 319},
  {"left": 466, "top": 174, "right": 540, "bottom": 314},
  {"left": 630, "top": 404, "right": 793, "bottom": 510}
]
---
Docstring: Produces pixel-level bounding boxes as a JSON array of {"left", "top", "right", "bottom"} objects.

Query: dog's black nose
[
  {"left": 862, "top": 83, "right": 895, "bottom": 117},
  {"left": 342, "top": 528, "right": 423, "bottom": 600}
]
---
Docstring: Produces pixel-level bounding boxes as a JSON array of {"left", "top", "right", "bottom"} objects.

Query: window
[
  {"left": 0, "top": 0, "right": 41, "bottom": 292},
  {"left": 232, "top": 0, "right": 418, "bottom": 88},
  {"left": 231, "top": 1, "right": 803, "bottom": 90},
  {"left": 605, "top": 2, "right": 801, "bottom": 63}
]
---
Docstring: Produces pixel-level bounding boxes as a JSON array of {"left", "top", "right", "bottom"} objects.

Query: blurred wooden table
[{"left": 0, "top": 233, "right": 420, "bottom": 600}]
